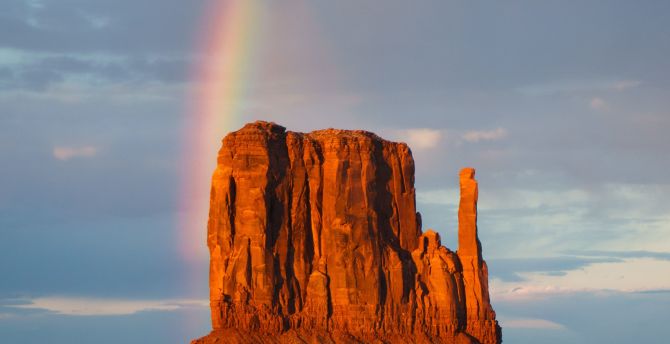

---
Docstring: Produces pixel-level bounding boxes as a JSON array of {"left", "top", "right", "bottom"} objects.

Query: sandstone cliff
[{"left": 192, "top": 121, "right": 501, "bottom": 344}]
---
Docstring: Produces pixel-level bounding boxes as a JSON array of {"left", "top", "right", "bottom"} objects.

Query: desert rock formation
[{"left": 192, "top": 121, "right": 501, "bottom": 344}]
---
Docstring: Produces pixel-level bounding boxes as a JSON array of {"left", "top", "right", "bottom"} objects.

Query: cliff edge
[{"left": 192, "top": 121, "right": 501, "bottom": 344}]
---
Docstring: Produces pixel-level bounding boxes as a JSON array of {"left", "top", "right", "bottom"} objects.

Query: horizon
[{"left": 2, "top": 1, "right": 670, "bottom": 343}]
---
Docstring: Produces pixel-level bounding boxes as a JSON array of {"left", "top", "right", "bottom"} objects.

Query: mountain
[{"left": 192, "top": 121, "right": 501, "bottom": 344}]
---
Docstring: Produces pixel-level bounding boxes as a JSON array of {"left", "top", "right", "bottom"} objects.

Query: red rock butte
[{"left": 192, "top": 121, "right": 501, "bottom": 344}]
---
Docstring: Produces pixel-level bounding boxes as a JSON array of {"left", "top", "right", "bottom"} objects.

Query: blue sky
[{"left": 1, "top": 1, "right": 670, "bottom": 343}]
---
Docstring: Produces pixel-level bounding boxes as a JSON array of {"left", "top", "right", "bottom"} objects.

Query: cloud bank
[
  {"left": 53, "top": 146, "right": 97, "bottom": 161},
  {"left": 500, "top": 317, "right": 565, "bottom": 330},
  {"left": 9, "top": 297, "right": 207, "bottom": 316},
  {"left": 462, "top": 128, "right": 508, "bottom": 143}
]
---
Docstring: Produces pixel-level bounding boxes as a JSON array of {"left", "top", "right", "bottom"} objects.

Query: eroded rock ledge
[{"left": 192, "top": 121, "right": 501, "bottom": 344}]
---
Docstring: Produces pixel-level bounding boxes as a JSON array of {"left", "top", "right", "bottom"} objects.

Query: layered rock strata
[{"left": 193, "top": 121, "right": 501, "bottom": 344}]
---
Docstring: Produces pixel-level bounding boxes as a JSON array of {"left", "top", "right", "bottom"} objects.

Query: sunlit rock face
[{"left": 192, "top": 121, "right": 501, "bottom": 344}]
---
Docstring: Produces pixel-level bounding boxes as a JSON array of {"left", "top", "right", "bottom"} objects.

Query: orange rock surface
[{"left": 192, "top": 121, "right": 501, "bottom": 344}]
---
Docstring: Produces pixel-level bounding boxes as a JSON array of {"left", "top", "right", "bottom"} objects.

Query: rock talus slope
[{"left": 192, "top": 121, "right": 501, "bottom": 344}]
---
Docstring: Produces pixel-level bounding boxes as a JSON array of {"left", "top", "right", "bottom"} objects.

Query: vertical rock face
[
  {"left": 193, "top": 121, "right": 501, "bottom": 344},
  {"left": 457, "top": 168, "right": 500, "bottom": 344}
]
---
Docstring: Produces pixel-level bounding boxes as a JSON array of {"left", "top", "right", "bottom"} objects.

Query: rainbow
[
  {"left": 178, "top": 3, "right": 266, "bottom": 334},
  {"left": 179, "top": 1, "right": 265, "bottom": 270}
]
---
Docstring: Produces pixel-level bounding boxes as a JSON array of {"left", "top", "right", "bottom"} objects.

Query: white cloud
[
  {"left": 385, "top": 127, "right": 508, "bottom": 149},
  {"left": 517, "top": 79, "right": 642, "bottom": 95},
  {"left": 27, "top": 1, "right": 44, "bottom": 8},
  {"left": 482, "top": 188, "right": 590, "bottom": 211},
  {"left": 77, "top": 11, "right": 111, "bottom": 29},
  {"left": 590, "top": 97, "right": 607, "bottom": 110},
  {"left": 612, "top": 80, "right": 642, "bottom": 91},
  {"left": 416, "top": 188, "right": 458, "bottom": 206},
  {"left": 421, "top": 182, "right": 670, "bottom": 257},
  {"left": 394, "top": 128, "right": 443, "bottom": 150},
  {"left": 500, "top": 317, "right": 565, "bottom": 330},
  {"left": 418, "top": 187, "right": 590, "bottom": 211},
  {"left": 53, "top": 146, "right": 97, "bottom": 161},
  {"left": 462, "top": 128, "right": 507, "bottom": 143},
  {"left": 9, "top": 297, "right": 208, "bottom": 316},
  {"left": 491, "top": 258, "right": 670, "bottom": 301}
]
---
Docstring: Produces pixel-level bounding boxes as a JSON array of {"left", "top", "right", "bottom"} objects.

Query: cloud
[
  {"left": 53, "top": 146, "right": 97, "bottom": 161},
  {"left": 77, "top": 10, "right": 111, "bottom": 29},
  {"left": 488, "top": 256, "right": 622, "bottom": 283},
  {"left": 566, "top": 250, "right": 670, "bottom": 261},
  {"left": 420, "top": 181, "right": 670, "bottom": 258},
  {"left": 8, "top": 297, "right": 208, "bottom": 316},
  {"left": 385, "top": 127, "right": 508, "bottom": 151},
  {"left": 491, "top": 257, "right": 670, "bottom": 301},
  {"left": 462, "top": 128, "right": 507, "bottom": 143},
  {"left": 0, "top": 0, "right": 202, "bottom": 54},
  {"left": 494, "top": 289, "right": 670, "bottom": 344},
  {"left": 612, "top": 80, "right": 642, "bottom": 91},
  {"left": 590, "top": 97, "right": 607, "bottom": 110},
  {"left": 416, "top": 188, "right": 458, "bottom": 206},
  {"left": 418, "top": 187, "right": 590, "bottom": 211},
  {"left": 0, "top": 48, "right": 191, "bottom": 91},
  {"left": 394, "top": 128, "right": 443, "bottom": 150},
  {"left": 517, "top": 79, "right": 642, "bottom": 95},
  {"left": 500, "top": 317, "right": 565, "bottom": 330}
]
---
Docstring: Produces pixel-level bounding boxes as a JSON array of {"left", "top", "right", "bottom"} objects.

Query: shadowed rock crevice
[{"left": 194, "top": 121, "right": 501, "bottom": 344}]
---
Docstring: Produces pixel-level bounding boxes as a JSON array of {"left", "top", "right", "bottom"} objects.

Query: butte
[{"left": 192, "top": 121, "right": 501, "bottom": 344}]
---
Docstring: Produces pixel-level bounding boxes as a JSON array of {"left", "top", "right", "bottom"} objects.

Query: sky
[{"left": 1, "top": 0, "right": 670, "bottom": 343}]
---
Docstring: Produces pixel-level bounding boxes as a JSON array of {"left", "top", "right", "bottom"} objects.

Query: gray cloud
[
  {"left": 311, "top": 1, "right": 670, "bottom": 93},
  {"left": 0, "top": 0, "right": 200, "bottom": 92},
  {"left": 495, "top": 290, "right": 670, "bottom": 344},
  {"left": 0, "top": 305, "right": 209, "bottom": 344},
  {"left": 0, "top": 52, "right": 191, "bottom": 91},
  {"left": 566, "top": 250, "right": 670, "bottom": 261},
  {"left": 0, "top": 0, "right": 205, "bottom": 54},
  {"left": 488, "top": 256, "right": 622, "bottom": 283}
]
